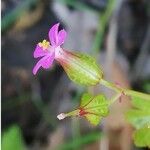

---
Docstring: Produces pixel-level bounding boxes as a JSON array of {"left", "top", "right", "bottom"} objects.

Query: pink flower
[
  {"left": 33, "top": 23, "right": 67, "bottom": 75},
  {"left": 33, "top": 23, "right": 103, "bottom": 86}
]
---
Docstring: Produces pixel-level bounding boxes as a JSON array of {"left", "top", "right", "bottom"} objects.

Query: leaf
[
  {"left": 80, "top": 94, "right": 109, "bottom": 125},
  {"left": 58, "top": 93, "right": 109, "bottom": 126},
  {"left": 126, "top": 109, "right": 150, "bottom": 129},
  {"left": 133, "top": 126, "right": 150, "bottom": 147},
  {"left": 131, "top": 96, "right": 150, "bottom": 111},
  {"left": 126, "top": 97, "right": 150, "bottom": 129},
  {"left": 126, "top": 96, "right": 150, "bottom": 147},
  {"left": 85, "top": 114, "right": 102, "bottom": 126},
  {"left": 83, "top": 94, "right": 109, "bottom": 117},
  {"left": 2, "top": 125, "right": 26, "bottom": 150},
  {"left": 80, "top": 93, "right": 93, "bottom": 107}
]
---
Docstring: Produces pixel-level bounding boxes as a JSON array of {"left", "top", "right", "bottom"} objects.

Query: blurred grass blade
[
  {"left": 92, "top": 0, "right": 116, "bottom": 53},
  {"left": 2, "top": 125, "right": 26, "bottom": 150},
  {"left": 57, "top": 132, "right": 102, "bottom": 150},
  {"left": 2, "top": 0, "right": 37, "bottom": 32}
]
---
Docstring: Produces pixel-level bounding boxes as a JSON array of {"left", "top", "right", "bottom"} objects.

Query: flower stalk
[
  {"left": 100, "top": 79, "right": 150, "bottom": 101},
  {"left": 108, "top": 93, "right": 122, "bottom": 105},
  {"left": 57, "top": 109, "right": 79, "bottom": 120}
]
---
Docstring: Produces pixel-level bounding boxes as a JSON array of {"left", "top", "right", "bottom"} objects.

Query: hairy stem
[
  {"left": 100, "top": 79, "right": 150, "bottom": 101},
  {"left": 125, "top": 89, "right": 150, "bottom": 101},
  {"left": 108, "top": 93, "right": 122, "bottom": 105},
  {"left": 66, "top": 109, "right": 80, "bottom": 117}
]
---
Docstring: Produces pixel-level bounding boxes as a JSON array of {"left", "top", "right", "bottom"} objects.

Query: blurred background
[{"left": 1, "top": 0, "right": 150, "bottom": 150}]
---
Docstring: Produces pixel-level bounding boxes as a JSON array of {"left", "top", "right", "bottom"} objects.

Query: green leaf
[
  {"left": 126, "top": 96, "right": 150, "bottom": 147},
  {"left": 83, "top": 94, "right": 109, "bottom": 117},
  {"left": 131, "top": 96, "right": 150, "bottom": 111},
  {"left": 2, "top": 125, "right": 26, "bottom": 150},
  {"left": 126, "top": 109, "right": 150, "bottom": 129},
  {"left": 133, "top": 126, "right": 150, "bottom": 148},
  {"left": 80, "top": 94, "right": 109, "bottom": 125},
  {"left": 58, "top": 50, "right": 103, "bottom": 85},
  {"left": 58, "top": 93, "right": 109, "bottom": 126},
  {"left": 85, "top": 114, "right": 102, "bottom": 126},
  {"left": 126, "top": 97, "right": 150, "bottom": 129},
  {"left": 80, "top": 93, "right": 93, "bottom": 107}
]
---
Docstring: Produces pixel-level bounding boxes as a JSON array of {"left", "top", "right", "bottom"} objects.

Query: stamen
[{"left": 38, "top": 39, "right": 50, "bottom": 50}]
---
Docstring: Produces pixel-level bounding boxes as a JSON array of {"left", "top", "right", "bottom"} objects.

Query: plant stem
[
  {"left": 125, "top": 89, "right": 150, "bottom": 101},
  {"left": 66, "top": 109, "right": 80, "bottom": 117},
  {"left": 108, "top": 93, "right": 122, "bottom": 105},
  {"left": 100, "top": 79, "right": 122, "bottom": 93},
  {"left": 100, "top": 79, "right": 150, "bottom": 101}
]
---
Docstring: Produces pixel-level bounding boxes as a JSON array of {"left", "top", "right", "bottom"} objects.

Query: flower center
[
  {"left": 38, "top": 39, "right": 50, "bottom": 50},
  {"left": 55, "top": 46, "right": 64, "bottom": 58}
]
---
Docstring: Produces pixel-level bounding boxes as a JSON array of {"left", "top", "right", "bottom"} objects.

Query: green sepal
[{"left": 59, "top": 51, "right": 103, "bottom": 86}]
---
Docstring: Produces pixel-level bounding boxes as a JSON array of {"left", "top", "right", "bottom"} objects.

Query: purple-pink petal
[
  {"left": 49, "top": 23, "right": 59, "bottom": 46},
  {"left": 33, "top": 23, "right": 67, "bottom": 75},
  {"left": 33, "top": 53, "right": 55, "bottom": 75},
  {"left": 41, "top": 53, "right": 55, "bottom": 69},
  {"left": 33, "top": 44, "right": 49, "bottom": 58},
  {"left": 57, "top": 29, "right": 67, "bottom": 46}
]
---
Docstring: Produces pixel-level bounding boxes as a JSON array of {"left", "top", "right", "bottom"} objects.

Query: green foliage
[
  {"left": 126, "top": 109, "right": 150, "bottom": 129},
  {"left": 57, "top": 132, "right": 101, "bottom": 150},
  {"left": 2, "top": 125, "right": 26, "bottom": 150},
  {"left": 80, "top": 93, "right": 93, "bottom": 106},
  {"left": 143, "top": 82, "right": 150, "bottom": 93},
  {"left": 133, "top": 126, "right": 150, "bottom": 147},
  {"left": 131, "top": 96, "right": 150, "bottom": 111},
  {"left": 126, "top": 96, "right": 150, "bottom": 147},
  {"left": 81, "top": 94, "right": 109, "bottom": 117},
  {"left": 85, "top": 114, "right": 102, "bottom": 126},
  {"left": 63, "top": 93, "right": 109, "bottom": 126},
  {"left": 2, "top": 0, "right": 37, "bottom": 32},
  {"left": 80, "top": 93, "right": 109, "bottom": 125},
  {"left": 62, "top": 52, "right": 103, "bottom": 86}
]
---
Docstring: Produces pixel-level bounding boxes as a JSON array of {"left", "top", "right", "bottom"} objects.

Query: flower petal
[
  {"left": 57, "top": 29, "right": 67, "bottom": 46},
  {"left": 41, "top": 53, "right": 55, "bottom": 69},
  {"left": 33, "top": 53, "right": 55, "bottom": 75},
  {"left": 33, "top": 44, "right": 49, "bottom": 58},
  {"left": 49, "top": 23, "right": 59, "bottom": 46}
]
